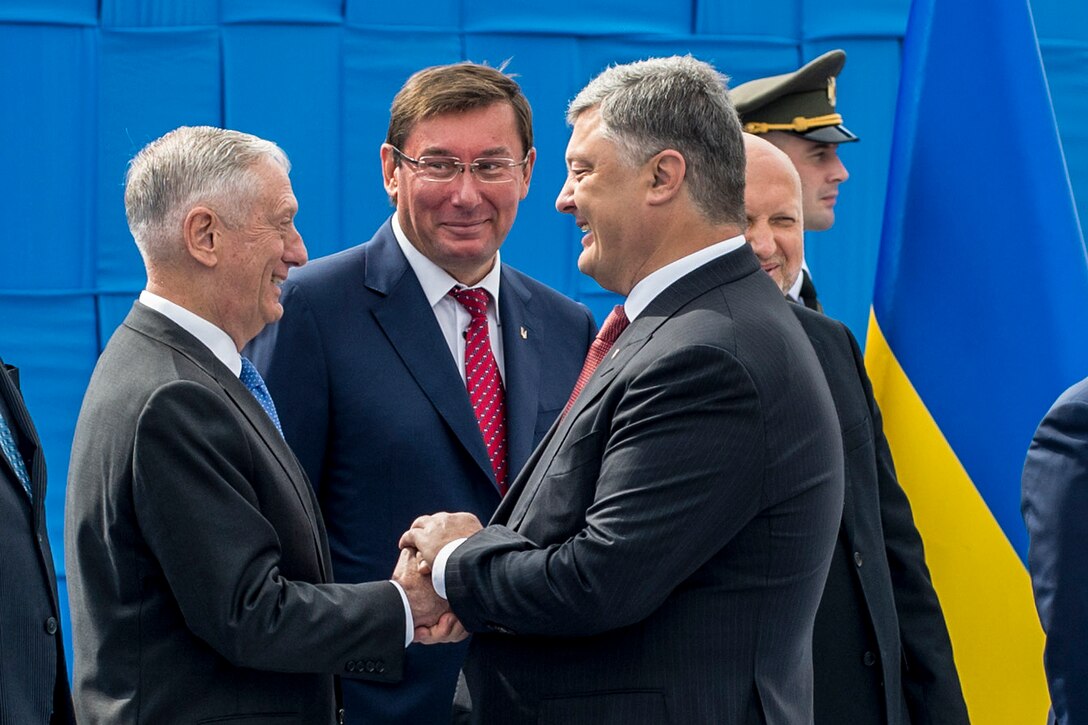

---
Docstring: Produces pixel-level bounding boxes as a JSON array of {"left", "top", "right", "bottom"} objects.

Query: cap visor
[{"left": 798, "top": 124, "right": 858, "bottom": 144}]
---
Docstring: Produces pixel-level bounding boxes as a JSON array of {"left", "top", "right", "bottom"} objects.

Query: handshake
[{"left": 391, "top": 512, "right": 483, "bottom": 645}]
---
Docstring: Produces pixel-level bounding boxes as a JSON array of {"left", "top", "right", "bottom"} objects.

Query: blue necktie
[
  {"left": 0, "top": 409, "right": 31, "bottom": 498},
  {"left": 239, "top": 357, "right": 283, "bottom": 437}
]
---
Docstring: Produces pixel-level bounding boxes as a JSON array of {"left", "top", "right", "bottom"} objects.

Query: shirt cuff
[
  {"left": 431, "top": 538, "right": 468, "bottom": 600},
  {"left": 389, "top": 580, "right": 414, "bottom": 648}
]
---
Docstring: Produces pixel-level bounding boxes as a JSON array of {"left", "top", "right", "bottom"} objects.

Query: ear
[
  {"left": 182, "top": 206, "right": 220, "bottom": 268},
  {"left": 380, "top": 144, "right": 399, "bottom": 204},
  {"left": 517, "top": 147, "right": 537, "bottom": 201},
  {"left": 645, "top": 149, "right": 686, "bottom": 206}
]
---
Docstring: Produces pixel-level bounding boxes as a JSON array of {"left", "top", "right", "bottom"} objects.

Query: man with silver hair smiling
[
  {"left": 65, "top": 126, "right": 453, "bottom": 724},
  {"left": 401, "top": 56, "right": 845, "bottom": 724}
]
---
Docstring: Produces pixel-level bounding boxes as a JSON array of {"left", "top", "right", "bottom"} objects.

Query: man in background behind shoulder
[
  {"left": 247, "top": 63, "right": 595, "bottom": 723},
  {"left": 0, "top": 357, "right": 75, "bottom": 724},
  {"left": 732, "top": 50, "right": 858, "bottom": 311},
  {"left": 745, "top": 132, "right": 968, "bottom": 725}
]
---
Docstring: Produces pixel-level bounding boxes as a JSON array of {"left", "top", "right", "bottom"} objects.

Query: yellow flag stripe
[{"left": 865, "top": 311, "right": 1049, "bottom": 724}]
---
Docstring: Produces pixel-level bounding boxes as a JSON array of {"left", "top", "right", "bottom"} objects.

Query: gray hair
[
  {"left": 124, "top": 126, "right": 290, "bottom": 265},
  {"left": 567, "top": 55, "right": 746, "bottom": 225}
]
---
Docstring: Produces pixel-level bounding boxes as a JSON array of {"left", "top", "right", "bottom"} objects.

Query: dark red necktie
[
  {"left": 450, "top": 287, "right": 508, "bottom": 494},
  {"left": 562, "top": 304, "right": 630, "bottom": 418}
]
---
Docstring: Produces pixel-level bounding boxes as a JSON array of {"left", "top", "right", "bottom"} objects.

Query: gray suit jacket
[
  {"left": 0, "top": 360, "right": 74, "bottom": 724},
  {"left": 65, "top": 302, "right": 405, "bottom": 725},
  {"left": 446, "top": 246, "right": 845, "bottom": 724}
]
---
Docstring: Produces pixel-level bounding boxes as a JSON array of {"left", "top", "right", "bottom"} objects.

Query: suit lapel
[
  {"left": 497, "top": 268, "right": 541, "bottom": 476},
  {"left": 0, "top": 363, "right": 42, "bottom": 506},
  {"left": 365, "top": 224, "right": 499, "bottom": 490},
  {"left": 503, "top": 246, "right": 764, "bottom": 529},
  {"left": 492, "top": 412, "right": 560, "bottom": 525},
  {"left": 126, "top": 303, "right": 331, "bottom": 579},
  {"left": 501, "top": 321, "right": 653, "bottom": 529},
  {"left": 800, "top": 269, "right": 823, "bottom": 312},
  {"left": 0, "top": 360, "right": 59, "bottom": 610},
  {"left": 802, "top": 326, "right": 859, "bottom": 544}
]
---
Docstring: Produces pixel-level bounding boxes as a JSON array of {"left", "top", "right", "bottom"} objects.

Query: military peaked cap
[{"left": 730, "top": 50, "right": 858, "bottom": 144}]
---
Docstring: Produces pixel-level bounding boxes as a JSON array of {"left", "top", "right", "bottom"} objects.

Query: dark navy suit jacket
[
  {"left": 0, "top": 360, "right": 74, "bottom": 724},
  {"left": 249, "top": 219, "right": 595, "bottom": 723},
  {"left": 1023, "top": 375, "right": 1088, "bottom": 725}
]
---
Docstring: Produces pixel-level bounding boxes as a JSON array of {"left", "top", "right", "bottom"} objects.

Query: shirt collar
[
  {"left": 391, "top": 214, "right": 502, "bottom": 308},
  {"left": 139, "top": 290, "right": 243, "bottom": 376},
  {"left": 624, "top": 235, "right": 747, "bottom": 321},
  {"left": 785, "top": 267, "right": 805, "bottom": 302}
]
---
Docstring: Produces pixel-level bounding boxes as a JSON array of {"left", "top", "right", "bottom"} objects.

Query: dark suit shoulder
[
  {"left": 500, "top": 264, "right": 594, "bottom": 325},
  {"left": 790, "top": 304, "right": 853, "bottom": 349},
  {"left": 1051, "top": 376, "right": 1088, "bottom": 411},
  {"left": 282, "top": 243, "right": 369, "bottom": 289}
]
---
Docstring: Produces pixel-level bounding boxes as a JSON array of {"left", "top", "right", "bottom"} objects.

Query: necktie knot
[
  {"left": 0, "top": 409, "right": 31, "bottom": 499},
  {"left": 562, "top": 305, "right": 630, "bottom": 418},
  {"left": 597, "top": 305, "right": 630, "bottom": 344},
  {"left": 450, "top": 287, "right": 491, "bottom": 320},
  {"left": 239, "top": 357, "right": 283, "bottom": 437}
]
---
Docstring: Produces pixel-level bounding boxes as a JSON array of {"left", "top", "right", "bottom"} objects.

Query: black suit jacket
[
  {"left": 792, "top": 306, "right": 968, "bottom": 725},
  {"left": 0, "top": 360, "right": 75, "bottom": 724},
  {"left": 445, "top": 246, "right": 845, "bottom": 724},
  {"left": 799, "top": 268, "right": 823, "bottom": 312},
  {"left": 65, "top": 303, "right": 405, "bottom": 724},
  {"left": 248, "top": 220, "right": 595, "bottom": 723}
]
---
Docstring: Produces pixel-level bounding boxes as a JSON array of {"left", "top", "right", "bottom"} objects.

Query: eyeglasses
[{"left": 390, "top": 146, "right": 529, "bottom": 184}]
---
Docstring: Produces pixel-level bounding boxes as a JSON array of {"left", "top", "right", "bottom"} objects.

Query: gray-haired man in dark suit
[{"left": 65, "top": 126, "right": 455, "bottom": 724}]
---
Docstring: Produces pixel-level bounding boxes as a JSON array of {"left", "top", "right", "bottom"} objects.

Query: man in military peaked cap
[{"left": 731, "top": 50, "right": 858, "bottom": 311}]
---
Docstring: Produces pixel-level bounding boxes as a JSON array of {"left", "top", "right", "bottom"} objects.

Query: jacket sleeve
[
  {"left": 1022, "top": 383, "right": 1088, "bottom": 725},
  {"left": 445, "top": 343, "right": 771, "bottom": 636},
  {"left": 132, "top": 379, "right": 405, "bottom": 681}
]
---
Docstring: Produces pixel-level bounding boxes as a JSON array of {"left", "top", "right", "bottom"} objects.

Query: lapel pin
[
  {"left": 611, "top": 349, "right": 620, "bottom": 359},
  {"left": 520, "top": 326, "right": 528, "bottom": 339}
]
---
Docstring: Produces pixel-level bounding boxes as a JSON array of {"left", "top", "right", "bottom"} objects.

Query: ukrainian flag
[{"left": 864, "top": 0, "right": 1088, "bottom": 720}]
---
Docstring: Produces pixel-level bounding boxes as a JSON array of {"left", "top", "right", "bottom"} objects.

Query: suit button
[
  {"left": 863, "top": 651, "right": 876, "bottom": 667},
  {"left": 365, "top": 660, "right": 376, "bottom": 673},
  {"left": 44, "top": 617, "right": 57, "bottom": 635},
  {"left": 854, "top": 551, "right": 863, "bottom": 567},
  {"left": 345, "top": 660, "right": 356, "bottom": 673},
  {"left": 376, "top": 660, "right": 385, "bottom": 674}
]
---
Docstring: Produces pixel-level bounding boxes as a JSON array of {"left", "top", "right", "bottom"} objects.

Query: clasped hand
[{"left": 392, "top": 512, "right": 482, "bottom": 645}]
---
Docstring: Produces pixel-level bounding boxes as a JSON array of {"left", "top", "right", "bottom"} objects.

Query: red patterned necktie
[
  {"left": 450, "top": 287, "right": 509, "bottom": 494},
  {"left": 562, "top": 304, "right": 630, "bottom": 418}
]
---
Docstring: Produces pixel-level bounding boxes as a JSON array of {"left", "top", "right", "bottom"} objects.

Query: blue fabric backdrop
[{"left": 2, "top": 0, "right": 1084, "bottom": 678}]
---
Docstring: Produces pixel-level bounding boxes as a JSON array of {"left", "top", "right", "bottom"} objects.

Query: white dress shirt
[
  {"left": 785, "top": 267, "right": 805, "bottom": 303},
  {"left": 392, "top": 215, "right": 505, "bottom": 381}
]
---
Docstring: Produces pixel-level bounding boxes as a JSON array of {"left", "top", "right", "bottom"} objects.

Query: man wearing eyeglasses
[{"left": 247, "top": 62, "right": 596, "bottom": 724}]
